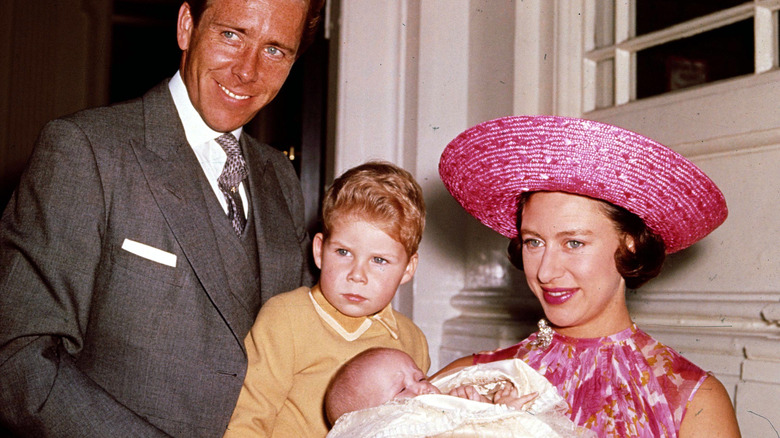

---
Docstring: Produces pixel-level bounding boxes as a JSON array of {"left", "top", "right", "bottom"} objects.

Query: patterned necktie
[{"left": 215, "top": 133, "right": 248, "bottom": 235}]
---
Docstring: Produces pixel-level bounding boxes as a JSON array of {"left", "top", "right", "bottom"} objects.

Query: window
[{"left": 584, "top": 0, "right": 780, "bottom": 110}]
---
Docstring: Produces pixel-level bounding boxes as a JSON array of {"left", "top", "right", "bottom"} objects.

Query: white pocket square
[{"left": 121, "top": 238, "right": 177, "bottom": 267}]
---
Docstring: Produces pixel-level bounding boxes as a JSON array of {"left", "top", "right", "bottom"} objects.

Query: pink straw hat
[{"left": 438, "top": 116, "right": 728, "bottom": 254}]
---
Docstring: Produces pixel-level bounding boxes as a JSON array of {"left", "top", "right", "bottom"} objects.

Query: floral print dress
[{"left": 473, "top": 323, "right": 708, "bottom": 437}]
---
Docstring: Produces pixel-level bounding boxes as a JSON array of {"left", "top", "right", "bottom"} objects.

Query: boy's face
[
  {"left": 362, "top": 350, "right": 440, "bottom": 409},
  {"left": 313, "top": 217, "right": 418, "bottom": 317}
]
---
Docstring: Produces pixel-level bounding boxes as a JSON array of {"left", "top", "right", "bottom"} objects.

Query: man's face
[{"left": 177, "top": 0, "right": 307, "bottom": 132}]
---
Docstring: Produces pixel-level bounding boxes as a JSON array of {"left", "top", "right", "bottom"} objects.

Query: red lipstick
[{"left": 542, "top": 288, "right": 577, "bottom": 305}]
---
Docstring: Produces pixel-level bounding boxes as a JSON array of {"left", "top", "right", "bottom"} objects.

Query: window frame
[{"left": 582, "top": 0, "right": 780, "bottom": 111}]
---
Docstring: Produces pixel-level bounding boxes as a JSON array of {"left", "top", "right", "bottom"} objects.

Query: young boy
[
  {"left": 325, "top": 348, "right": 591, "bottom": 438},
  {"left": 224, "top": 161, "right": 430, "bottom": 438}
]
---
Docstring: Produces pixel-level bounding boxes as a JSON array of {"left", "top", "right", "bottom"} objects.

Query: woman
[{"left": 436, "top": 116, "right": 741, "bottom": 437}]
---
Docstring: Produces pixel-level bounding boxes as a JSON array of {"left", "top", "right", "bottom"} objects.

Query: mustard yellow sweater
[{"left": 224, "top": 285, "right": 430, "bottom": 438}]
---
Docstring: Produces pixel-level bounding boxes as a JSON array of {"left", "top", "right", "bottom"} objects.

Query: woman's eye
[{"left": 523, "top": 238, "right": 542, "bottom": 248}]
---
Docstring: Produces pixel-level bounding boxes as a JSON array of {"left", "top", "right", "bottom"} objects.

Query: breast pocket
[{"left": 110, "top": 238, "right": 185, "bottom": 287}]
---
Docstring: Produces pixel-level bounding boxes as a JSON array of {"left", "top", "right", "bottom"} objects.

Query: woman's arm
[{"left": 679, "top": 375, "right": 741, "bottom": 438}]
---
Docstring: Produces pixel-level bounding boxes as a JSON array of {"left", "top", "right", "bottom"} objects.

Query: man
[{"left": 0, "top": 0, "right": 323, "bottom": 436}]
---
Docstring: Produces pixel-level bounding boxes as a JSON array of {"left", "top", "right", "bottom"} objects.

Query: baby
[
  {"left": 325, "top": 348, "right": 594, "bottom": 438},
  {"left": 325, "top": 347, "right": 535, "bottom": 423}
]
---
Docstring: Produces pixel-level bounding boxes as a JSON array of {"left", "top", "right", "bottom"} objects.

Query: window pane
[
  {"left": 636, "top": 0, "right": 745, "bottom": 35},
  {"left": 636, "top": 19, "right": 753, "bottom": 99}
]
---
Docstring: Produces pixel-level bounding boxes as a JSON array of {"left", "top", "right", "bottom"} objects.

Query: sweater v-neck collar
[{"left": 309, "top": 285, "right": 399, "bottom": 341}]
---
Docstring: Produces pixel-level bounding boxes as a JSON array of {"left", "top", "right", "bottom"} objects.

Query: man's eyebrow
[
  {"left": 210, "top": 20, "right": 249, "bottom": 35},
  {"left": 266, "top": 37, "right": 299, "bottom": 53},
  {"left": 209, "top": 21, "right": 299, "bottom": 53}
]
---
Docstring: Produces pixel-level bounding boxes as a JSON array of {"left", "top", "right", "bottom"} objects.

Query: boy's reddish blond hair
[{"left": 321, "top": 161, "right": 425, "bottom": 257}]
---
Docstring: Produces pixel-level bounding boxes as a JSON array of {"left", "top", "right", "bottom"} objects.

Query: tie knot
[
  {"left": 216, "top": 132, "right": 248, "bottom": 198},
  {"left": 215, "top": 133, "right": 241, "bottom": 157}
]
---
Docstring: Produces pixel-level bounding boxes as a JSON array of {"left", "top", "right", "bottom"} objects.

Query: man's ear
[
  {"left": 312, "top": 233, "right": 324, "bottom": 270},
  {"left": 177, "top": 2, "right": 194, "bottom": 51}
]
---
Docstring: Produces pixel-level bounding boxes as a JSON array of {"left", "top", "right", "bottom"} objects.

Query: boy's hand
[
  {"left": 492, "top": 385, "right": 538, "bottom": 411},
  {"left": 448, "top": 385, "right": 491, "bottom": 403}
]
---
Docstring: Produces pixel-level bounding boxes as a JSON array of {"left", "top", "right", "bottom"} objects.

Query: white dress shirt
[{"left": 168, "top": 71, "right": 248, "bottom": 219}]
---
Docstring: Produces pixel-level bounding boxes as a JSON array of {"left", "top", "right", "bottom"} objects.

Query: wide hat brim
[{"left": 438, "top": 116, "right": 728, "bottom": 254}]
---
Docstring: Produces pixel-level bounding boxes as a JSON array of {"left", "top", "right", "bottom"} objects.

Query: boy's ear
[
  {"left": 312, "top": 233, "right": 325, "bottom": 269},
  {"left": 399, "top": 253, "right": 418, "bottom": 285}
]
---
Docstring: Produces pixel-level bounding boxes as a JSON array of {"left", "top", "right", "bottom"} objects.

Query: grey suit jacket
[{"left": 0, "top": 81, "right": 314, "bottom": 437}]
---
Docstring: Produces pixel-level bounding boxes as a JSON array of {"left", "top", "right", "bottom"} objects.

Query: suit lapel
[
  {"left": 131, "top": 82, "right": 247, "bottom": 348},
  {"left": 241, "top": 137, "right": 304, "bottom": 305}
]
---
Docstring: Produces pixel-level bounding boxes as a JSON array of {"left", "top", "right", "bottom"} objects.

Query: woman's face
[{"left": 519, "top": 192, "right": 632, "bottom": 337}]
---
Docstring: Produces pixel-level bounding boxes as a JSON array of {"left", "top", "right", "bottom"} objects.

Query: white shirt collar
[{"left": 168, "top": 71, "right": 242, "bottom": 145}]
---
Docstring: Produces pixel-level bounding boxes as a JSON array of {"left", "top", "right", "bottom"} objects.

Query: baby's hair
[
  {"left": 324, "top": 347, "right": 398, "bottom": 426},
  {"left": 320, "top": 161, "right": 426, "bottom": 257}
]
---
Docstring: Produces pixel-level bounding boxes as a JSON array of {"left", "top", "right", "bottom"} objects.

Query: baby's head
[
  {"left": 325, "top": 348, "right": 440, "bottom": 425},
  {"left": 313, "top": 161, "right": 426, "bottom": 318}
]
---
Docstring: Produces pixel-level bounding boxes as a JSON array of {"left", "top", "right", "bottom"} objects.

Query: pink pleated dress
[{"left": 474, "top": 324, "right": 708, "bottom": 437}]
